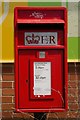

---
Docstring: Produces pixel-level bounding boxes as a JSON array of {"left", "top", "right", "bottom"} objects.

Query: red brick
[
  {"left": 68, "top": 111, "right": 79, "bottom": 118},
  {"left": 56, "top": 112, "right": 68, "bottom": 118},
  {"left": 0, "top": 96, "right": 2, "bottom": 103},
  {"left": 2, "top": 111, "right": 33, "bottom": 119},
  {"left": 68, "top": 63, "right": 75, "bottom": 74},
  {"left": 78, "top": 75, "right": 80, "bottom": 80},
  {"left": 2, "top": 112, "right": 12, "bottom": 118},
  {"left": 69, "top": 88, "right": 78, "bottom": 97},
  {"left": 13, "top": 112, "right": 33, "bottom": 119},
  {"left": 78, "top": 89, "right": 80, "bottom": 95},
  {"left": 0, "top": 64, "right": 2, "bottom": 74},
  {"left": 2, "top": 82, "right": 12, "bottom": 88},
  {"left": 2, "top": 67, "right": 13, "bottom": 74},
  {"left": 79, "top": 95, "right": 80, "bottom": 102},
  {"left": 0, "top": 82, "right": 2, "bottom": 88},
  {"left": 77, "top": 65, "right": 80, "bottom": 75},
  {"left": 2, "top": 63, "right": 14, "bottom": 74},
  {"left": 2, "top": 74, "right": 14, "bottom": 81},
  {"left": 69, "top": 103, "right": 79, "bottom": 110},
  {"left": 2, "top": 103, "right": 15, "bottom": 110},
  {"left": 79, "top": 103, "right": 80, "bottom": 109},
  {"left": 2, "top": 89, "right": 14, "bottom": 96},
  {"left": 47, "top": 112, "right": 67, "bottom": 119},
  {"left": 70, "top": 74, "right": 78, "bottom": 81},
  {"left": 78, "top": 112, "right": 80, "bottom": 118},
  {"left": 79, "top": 81, "right": 80, "bottom": 87},
  {"left": 68, "top": 81, "right": 78, "bottom": 88},
  {"left": 9, "top": 112, "right": 23, "bottom": 118},
  {"left": 68, "top": 96, "right": 78, "bottom": 103},
  {"left": 0, "top": 67, "right": 2, "bottom": 73},
  {"left": 0, "top": 112, "right": 2, "bottom": 119},
  {"left": 2, "top": 97, "right": 12, "bottom": 103}
]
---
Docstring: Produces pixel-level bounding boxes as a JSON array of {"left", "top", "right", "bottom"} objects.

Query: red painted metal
[
  {"left": 14, "top": 7, "right": 68, "bottom": 112},
  {"left": 17, "top": 19, "right": 65, "bottom": 24}
]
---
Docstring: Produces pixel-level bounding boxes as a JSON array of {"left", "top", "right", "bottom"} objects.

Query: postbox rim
[
  {"left": 14, "top": 6, "right": 67, "bottom": 11},
  {"left": 14, "top": 6, "right": 68, "bottom": 112}
]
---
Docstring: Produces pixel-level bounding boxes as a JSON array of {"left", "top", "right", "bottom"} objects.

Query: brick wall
[{"left": 0, "top": 63, "right": 80, "bottom": 120}]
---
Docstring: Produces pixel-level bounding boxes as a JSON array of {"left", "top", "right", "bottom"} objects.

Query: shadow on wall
[{"left": 78, "top": 1, "right": 80, "bottom": 61}]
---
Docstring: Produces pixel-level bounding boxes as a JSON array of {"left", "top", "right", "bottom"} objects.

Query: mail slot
[{"left": 14, "top": 7, "right": 68, "bottom": 112}]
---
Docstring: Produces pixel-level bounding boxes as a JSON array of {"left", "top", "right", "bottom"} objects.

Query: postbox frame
[{"left": 14, "top": 7, "right": 68, "bottom": 112}]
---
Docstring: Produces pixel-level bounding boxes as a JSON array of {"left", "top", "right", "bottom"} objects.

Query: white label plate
[
  {"left": 24, "top": 32, "right": 57, "bottom": 45},
  {"left": 34, "top": 62, "right": 51, "bottom": 95}
]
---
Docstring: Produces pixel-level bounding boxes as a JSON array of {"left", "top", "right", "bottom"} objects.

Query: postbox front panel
[
  {"left": 15, "top": 7, "right": 67, "bottom": 112},
  {"left": 18, "top": 49, "right": 64, "bottom": 109}
]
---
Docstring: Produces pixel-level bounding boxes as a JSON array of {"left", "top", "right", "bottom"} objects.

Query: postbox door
[{"left": 18, "top": 49, "right": 64, "bottom": 109}]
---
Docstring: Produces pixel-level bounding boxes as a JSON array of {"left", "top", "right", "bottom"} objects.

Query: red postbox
[{"left": 14, "top": 7, "right": 68, "bottom": 112}]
